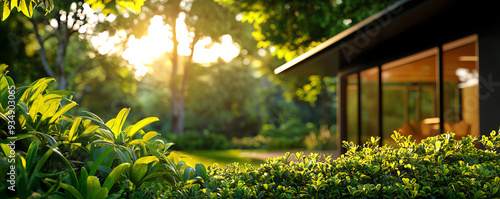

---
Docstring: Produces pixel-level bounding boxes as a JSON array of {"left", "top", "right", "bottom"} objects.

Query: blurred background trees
[{"left": 1, "top": 0, "right": 394, "bottom": 151}]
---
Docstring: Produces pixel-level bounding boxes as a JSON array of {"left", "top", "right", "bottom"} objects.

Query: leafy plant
[
  {"left": 155, "top": 131, "right": 500, "bottom": 198},
  {"left": 0, "top": 66, "right": 203, "bottom": 198},
  {"left": 168, "top": 130, "right": 232, "bottom": 150}
]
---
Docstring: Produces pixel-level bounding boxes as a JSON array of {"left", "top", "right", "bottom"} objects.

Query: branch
[
  {"left": 69, "top": 29, "right": 77, "bottom": 37},
  {"left": 31, "top": 18, "right": 55, "bottom": 78},
  {"left": 68, "top": 58, "right": 92, "bottom": 81},
  {"left": 188, "top": 35, "right": 200, "bottom": 62},
  {"left": 42, "top": 33, "right": 56, "bottom": 43}
]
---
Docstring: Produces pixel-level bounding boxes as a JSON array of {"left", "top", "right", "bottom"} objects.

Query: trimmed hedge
[{"left": 151, "top": 132, "right": 500, "bottom": 198}]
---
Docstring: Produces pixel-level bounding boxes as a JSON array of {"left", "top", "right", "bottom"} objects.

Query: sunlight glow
[
  {"left": 219, "top": 35, "right": 240, "bottom": 62},
  {"left": 122, "top": 15, "right": 174, "bottom": 67},
  {"left": 90, "top": 14, "right": 241, "bottom": 79}
]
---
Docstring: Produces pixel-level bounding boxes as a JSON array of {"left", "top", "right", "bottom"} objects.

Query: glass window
[
  {"left": 360, "top": 67, "right": 379, "bottom": 144},
  {"left": 443, "top": 35, "right": 479, "bottom": 139},
  {"left": 346, "top": 73, "right": 359, "bottom": 145},
  {"left": 382, "top": 49, "right": 438, "bottom": 144}
]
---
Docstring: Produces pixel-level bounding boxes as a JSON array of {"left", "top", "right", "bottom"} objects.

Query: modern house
[{"left": 275, "top": 0, "right": 500, "bottom": 153}]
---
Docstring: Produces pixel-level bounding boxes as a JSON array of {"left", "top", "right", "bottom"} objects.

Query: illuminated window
[
  {"left": 346, "top": 73, "right": 359, "bottom": 145},
  {"left": 443, "top": 35, "right": 479, "bottom": 138},
  {"left": 360, "top": 67, "right": 379, "bottom": 143},
  {"left": 382, "top": 48, "right": 438, "bottom": 143}
]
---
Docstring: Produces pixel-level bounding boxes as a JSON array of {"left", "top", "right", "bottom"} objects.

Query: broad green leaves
[
  {"left": 0, "top": 0, "right": 41, "bottom": 20},
  {"left": 0, "top": 67, "right": 198, "bottom": 198},
  {"left": 0, "top": 0, "right": 145, "bottom": 21},
  {"left": 156, "top": 132, "right": 500, "bottom": 198}
]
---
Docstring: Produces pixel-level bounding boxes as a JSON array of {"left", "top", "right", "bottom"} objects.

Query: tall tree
[
  {"left": 118, "top": 0, "right": 243, "bottom": 134},
  {"left": 1, "top": 0, "right": 145, "bottom": 90},
  {"left": 218, "top": 0, "right": 395, "bottom": 61}
]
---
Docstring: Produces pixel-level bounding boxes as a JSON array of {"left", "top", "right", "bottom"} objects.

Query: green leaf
[
  {"left": 29, "top": 95, "right": 43, "bottom": 122},
  {"left": 195, "top": 163, "right": 208, "bottom": 181},
  {"left": 45, "top": 90, "right": 75, "bottom": 97},
  {"left": 110, "top": 108, "right": 130, "bottom": 139},
  {"left": 86, "top": 176, "right": 108, "bottom": 199},
  {"left": 167, "top": 151, "right": 181, "bottom": 164},
  {"left": 80, "top": 125, "right": 99, "bottom": 138},
  {"left": 89, "top": 146, "right": 114, "bottom": 176},
  {"left": 22, "top": 77, "right": 53, "bottom": 103},
  {"left": 473, "top": 190, "right": 485, "bottom": 199},
  {"left": 102, "top": 163, "right": 130, "bottom": 191},
  {"left": 51, "top": 146, "right": 79, "bottom": 189},
  {"left": 0, "top": 143, "right": 11, "bottom": 156},
  {"left": 45, "top": 179, "right": 84, "bottom": 199},
  {"left": 131, "top": 156, "right": 159, "bottom": 183},
  {"left": 127, "top": 117, "right": 159, "bottom": 138},
  {"left": 0, "top": 111, "right": 8, "bottom": 121},
  {"left": 136, "top": 155, "right": 159, "bottom": 165},
  {"left": 25, "top": 141, "right": 39, "bottom": 172},
  {"left": 80, "top": 167, "right": 88, "bottom": 196},
  {"left": 30, "top": 143, "right": 57, "bottom": 190},
  {"left": 83, "top": 110, "right": 104, "bottom": 123},
  {"left": 115, "top": 147, "right": 132, "bottom": 164},
  {"left": 142, "top": 131, "right": 160, "bottom": 142},
  {"left": 69, "top": 117, "right": 82, "bottom": 142},
  {"left": 183, "top": 166, "right": 195, "bottom": 182},
  {"left": 16, "top": 156, "right": 30, "bottom": 198},
  {"left": 48, "top": 101, "right": 77, "bottom": 124},
  {"left": 2, "top": 0, "right": 11, "bottom": 21},
  {"left": 18, "top": 0, "right": 32, "bottom": 17}
]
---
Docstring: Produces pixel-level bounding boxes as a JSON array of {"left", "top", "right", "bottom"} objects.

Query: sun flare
[{"left": 91, "top": 14, "right": 240, "bottom": 79}]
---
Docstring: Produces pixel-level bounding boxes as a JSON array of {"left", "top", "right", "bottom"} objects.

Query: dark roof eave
[{"left": 274, "top": 0, "right": 409, "bottom": 75}]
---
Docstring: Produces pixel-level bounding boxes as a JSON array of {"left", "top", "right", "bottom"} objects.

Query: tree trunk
[
  {"left": 57, "top": 74, "right": 68, "bottom": 91},
  {"left": 32, "top": 16, "right": 70, "bottom": 91},
  {"left": 170, "top": 17, "right": 184, "bottom": 135},
  {"left": 172, "top": 98, "right": 184, "bottom": 134}
]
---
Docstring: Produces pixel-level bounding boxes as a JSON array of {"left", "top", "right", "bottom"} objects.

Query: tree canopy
[{"left": 217, "top": 0, "right": 395, "bottom": 61}]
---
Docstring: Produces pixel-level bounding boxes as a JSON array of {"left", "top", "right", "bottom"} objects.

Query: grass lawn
[{"left": 175, "top": 149, "right": 266, "bottom": 168}]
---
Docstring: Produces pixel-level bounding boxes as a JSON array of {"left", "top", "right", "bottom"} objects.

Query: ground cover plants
[{"left": 161, "top": 132, "right": 500, "bottom": 198}]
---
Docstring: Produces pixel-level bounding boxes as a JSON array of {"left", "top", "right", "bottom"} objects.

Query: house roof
[{"left": 273, "top": 0, "right": 494, "bottom": 76}]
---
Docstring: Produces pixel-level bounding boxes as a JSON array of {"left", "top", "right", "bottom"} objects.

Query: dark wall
[{"left": 479, "top": 23, "right": 500, "bottom": 135}]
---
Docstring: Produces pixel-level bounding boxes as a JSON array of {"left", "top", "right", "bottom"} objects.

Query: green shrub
[
  {"left": 232, "top": 123, "right": 337, "bottom": 150},
  {"left": 304, "top": 124, "right": 337, "bottom": 150},
  {"left": 231, "top": 119, "right": 316, "bottom": 150},
  {"left": 0, "top": 67, "right": 208, "bottom": 198},
  {"left": 157, "top": 131, "right": 500, "bottom": 198},
  {"left": 231, "top": 134, "right": 271, "bottom": 149},
  {"left": 168, "top": 130, "right": 232, "bottom": 150}
]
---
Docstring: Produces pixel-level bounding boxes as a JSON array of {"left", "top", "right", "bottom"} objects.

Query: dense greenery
[
  {"left": 3, "top": 67, "right": 500, "bottom": 198},
  {"left": 145, "top": 132, "right": 499, "bottom": 198},
  {"left": 0, "top": 67, "right": 209, "bottom": 198},
  {"left": 0, "top": 4, "right": 336, "bottom": 148}
]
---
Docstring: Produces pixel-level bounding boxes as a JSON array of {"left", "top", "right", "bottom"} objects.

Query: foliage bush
[
  {"left": 231, "top": 134, "right": 271, "bottom": 149},
  {"left": 232, "top": 123, "right": 337, "bottom": 150},
  {"left": 230, "top": 118, "right": 317, "bottom": 150},
  {"left": 155, "top": 131, "right": 500, "bottom": 198},
  {"left": 167, "top": 130, "right": 232, "bottom": 150},
  {"left": 0, "top": 67, "right": 210, "bottom": 198},
  {"left": 3, "top": 67, "right": 500, "bottom": 198},
  {"left": 304, "top": 124, "right": 337, "bottom": 150}
]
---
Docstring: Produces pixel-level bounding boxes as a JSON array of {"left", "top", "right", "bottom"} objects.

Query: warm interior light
[{"left": 458, "top": 56, "right": 478, "bottom": 61}]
